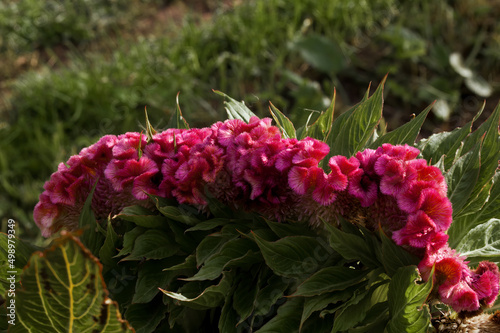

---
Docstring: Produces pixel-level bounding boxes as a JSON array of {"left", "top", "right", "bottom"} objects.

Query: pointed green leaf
[
  {"left": 251, "top": 233, "right": 330, "bottom": 278},
  {"left": 449, "top": 172, "right": 500, "bottom": 248},
  {"left": 464, "top": 103, "right": 500, "bottom": 212},
  {"left": 98, "top": 220, "right": 119, "bottom": 271},
  {"left": 185, "top": 238, "right": 259, "bottom": 281},
  {"left": 255, "top": 298, "right": 304, "bottom": 333},
  {"left": 144, "top": 107, "right": 157, "bottom": 142},
  {"left": 371, "top": 103, "right": 432, "bottom": 147},
  {"left": 11, "top": 233, "right": 133, "bottom": 333},
  {"left": 167, "top": 92, "right": 189, "bottom": 129},
  {"left": 219, "top": 293, "right": 238, "bottom": 333},
  {"left": 379, "top": 231, "right": 420, "bottom": 277},
  {"left": 348, "top": 301, "right": 389, "bottom": 333},
  {"left": 122, "top": 229, "right": 179, "bottom": 261},
  {"left": 417, "top": 104, "right": 483, "bottom": 168},
  {"left": 269, "top": 102, "right": 296, "bottom": 139},
  {"left": 78, "top": 181, "right": 105, "bottom": 257},
  {"left": 304, "top": 90, "right": 336, "bottom": 142},
  {"left": 331, "top": 280, "right": 388, "bottom": 333},
  {"left": 132, "top": 258, "right": 181, "bottom": 304},
  {"left": 185, "top": 218, "right": 231, "bottom": 232},
  {"left": 327, "top": 78, "right": 385, "bottom": 158},
  {"left": 233, "top": 275, "right": 259, "bottom": 325},
  {"left": 264, "top": 219, "right": 318, "bottom": 238},
  {"left": 300, "top": 289, "right": 354, "bottom": 331},
  {"left": 114, "top": 205, "right": 167, "bottom": 229},
  {"left": 157, "top": 204, "right": 200, "bottom": 226},
  {"left": 293, "top": 266, "right": 369, "bottom": 297},
  {"left": 455, "top": 218, "right": 500, "bottom": 265},
  {"left": 214, "top": 90, "right": 257, "bottom": 122},
  {"left": 253, "top": 274, "right": 289, "bottom": 316},
  {"left": 386, "top": 266, "right": 433, "bottom": 333},
  {"left": 115, "top": 227, "right": 144, "bottom": 258},
  {"left": 160, "top": 272, "right": 233, "bottom": 310},
  {"left": 445, "top": 141, "right": 481, "bottom": 216},
  {"left": 163, "top": 254, "right": 197, "bottom": 272},
  {"left": 195, "top": 230, "right": 239, "bottom": 267},
  {"left": 124, "top": 300, "right": 166, "bottom": 333},
  {"left": 325, "top": 222, "right": 381, "bottom": 268}
]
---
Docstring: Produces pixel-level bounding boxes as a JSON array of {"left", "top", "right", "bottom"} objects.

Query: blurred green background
[{"left": 1, "top": 0, "right": 499, "bottom": 244}]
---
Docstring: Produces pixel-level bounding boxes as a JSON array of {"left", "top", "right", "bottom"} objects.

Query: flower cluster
[{"left": 34, "top": 117, "right": 499, "bottom": 313}]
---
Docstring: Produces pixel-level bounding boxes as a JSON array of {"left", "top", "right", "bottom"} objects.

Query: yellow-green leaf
[{"left": 11, "top": 232, "right": 134, "bottom": 333}]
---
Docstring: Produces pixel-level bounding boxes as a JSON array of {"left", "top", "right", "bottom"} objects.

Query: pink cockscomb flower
[
  {"left": 440, "top": 281, "right": 480, "bottom": 313},
  {"left": 416, "top": 188, "right": 453, "bottom": 232},
  {"left": 471, "top": 262, "right": 500, "bottom": 307},
  {"left": 155, "top": 127, "right": 221, "bottom": 205},
  {"left": 33, "top": 134, "right": 150, "bottom": 237},
  {"left": 392, "top": 210, "right": 441, "bottom": 248},
  {"left": 104, "top": 157, "right": 160, "bottom": 200},
  {"left": 376, "top": 143, "right": 420, "bottom": 161},
  {"left": 418, "top": 245, "right": 468, "bottom": 289},
  {"left": 348, "top": 169, "right": 378, "bottom": 207}
]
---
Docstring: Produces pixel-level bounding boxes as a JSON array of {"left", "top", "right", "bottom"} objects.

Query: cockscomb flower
[
  {"left": 471, "top": 262, "right": 500, "bottom": 307},
  {"left": 33, "top": 116, "right": 499, "bottom": 315},
  {"left": 33, "top": 134, "right": 145, "bottom": 236}
]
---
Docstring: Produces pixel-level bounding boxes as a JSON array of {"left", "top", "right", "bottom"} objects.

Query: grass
[{"left": 1, "top": 0, "right": 499, "bottom": 243}]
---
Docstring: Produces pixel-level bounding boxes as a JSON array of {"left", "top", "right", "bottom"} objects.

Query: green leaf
[
  {"left": 327, "top": 77, "right": 385, "bottom": 159},
  {"left": 11, "top": 233, "right": 133, "bottom": 333},
  {"left": 167, "top": 91, "right": 190, "bottom": 129},
  {"left": 303, "top": 90, "right": 336, "bottom": 142},
  {"left": 124, "top": 300, "right": 167, "bottom": 333},
  {"left": 253, "top": 274, "right": 289, "bottom": 316},
  {"left": 455, "top": 218, "right": 500, "bottom": 265},
  {"left": 163, "top": 254, "right": 197, "bottom": 272},
  {"left": 122, "top": 229, "right": 179, "bottom": 261},
  {"left": 331, "top": 280, "right": 388, "bottom": 333},
  {"left": 386, "top": 266, "right": 433, "bottom": 333},
  {"left": 114, "top": 205, "right": 167, "bottom": 229},
  {"left": 185, "top": 218, "right": 232, "bottom": 232},
  {"left": 446, "top": 141, "right": 481, "bottom": 216},
  {"left": 214, "top": 90, "right": 257, "bottom": 122},
  {"left": 291, "top": 34, "right": 347, "bottom": 75},
  {"left": 157, "top": 204, "right": 200, "bottom": 226},
  {"left": 251, "top": 233, "right": 330, "bottom": 278},
  {"left": 115, "top": 226, "right": 145, "bottom": 258},
  {"left": 255, "top": 297, "right": 304, "bottom": 333},
  {"left": 418, "top": 128, "right": 469, "bottom": 169},
  {"left": 462, "top": 103, "right": 500, "bottom": 214},
  {"left": 0, "top": 233, "right": 40, "bottom": 296},
  {"left": 348, "top": 301, "right": 389, "bottom": 333},
  {"left": 379, "top": 231, "right": 420, "bottom": 277},
  {"left": 219, "top": 292, "right": 239, "bottom": 333},
  {"left": 133, "top": 258, "right": 180, "bottom": 303},
  {"left": 325, "top": 222, "right": 380, "bottom": 268},
  {"left": 99, "top": 220, "right": 120, "bottom": 271},
  {"left": 264, "top": 219, "right": 318, "bottom": 238},
  {"left": 185, "top": 238, "right": 259, "bottom": 281},
  {"left": 78, "top": 181, "right": 105, "bottom": 257},
  {"left": 233, "top": 275, "right": 259, "bottom": 325},
  {"left": 269, "top": 101, "right": 296, "bottom": 139},
  {"left": 293, "top": 266, "right": 369, "bottom": 297},
  {"left": 449, "top": 172, "right": 500, "bottom": 248},
  {"left": 300, "top": 289, "right": 354, "bottom": 331},
  {"left": 370, "top": 102, "right": 432, "bottom": 147},
  {"left": 196, "top": 229, "right": 239, "bottom": 267},
  {"left": 417, "top": 103, "right": 483, "bottom": 168},
  {"left": 161, "top": 271, "right": 233, "bottom": 310}
]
